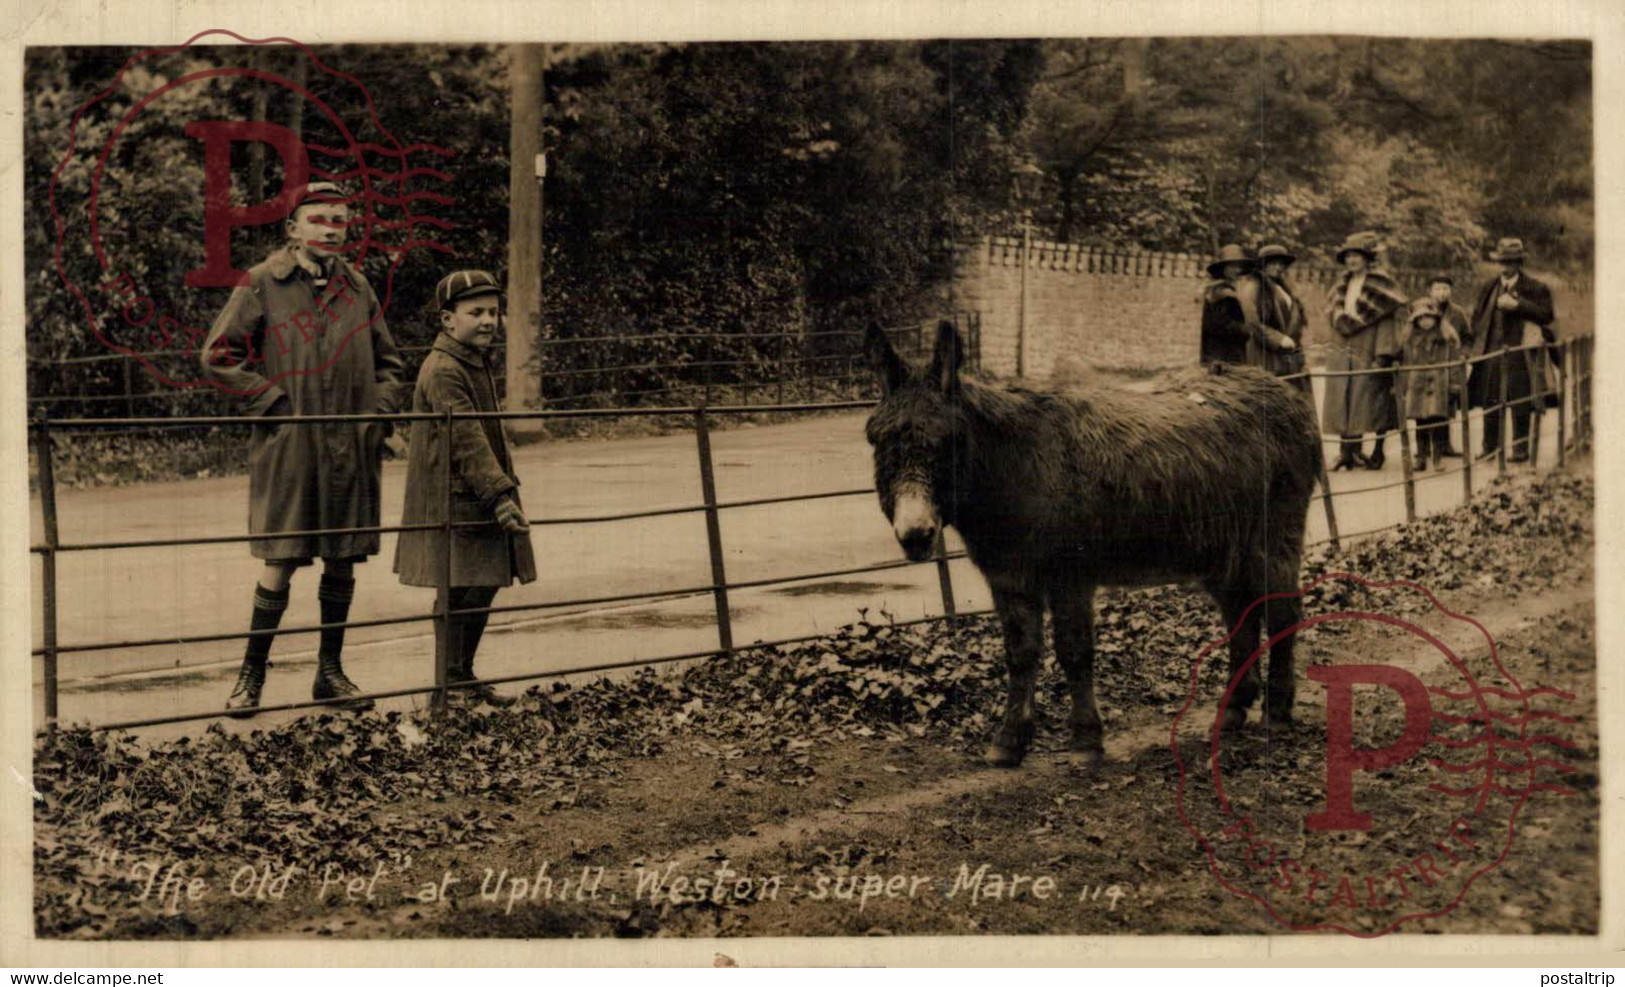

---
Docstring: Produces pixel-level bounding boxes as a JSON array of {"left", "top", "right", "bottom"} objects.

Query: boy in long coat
[
  {"left": 395, "top": 270, "right": 537, "bottom": 704},
  {"left": 202, "top": 182, "right": 407, "bottom": 715},
  {"left": 1466, "top": 237, "right": 1557, "bottom": 463},
  {"left": 1322, "top": 231, "right": 1408, "bottom": 471},
  {"left": 1397, "top": 299, "right": 1463, "bottom": 471}
]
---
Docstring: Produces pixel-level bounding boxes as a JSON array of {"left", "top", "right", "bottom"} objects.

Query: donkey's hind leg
[
  {"left": 1206, "top": 577, "right": 1265, "bottom": 732},
  {"left": 987, "top": 585, "right": 1044, "bottom": 768},
  {"left": 1262, "top": 551, "right": 1303, "bottom": 728},
  {"left": 1051, "top": 581, "right": 1103, "bottom": 771}
]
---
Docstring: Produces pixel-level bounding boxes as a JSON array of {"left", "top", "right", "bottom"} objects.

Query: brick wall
[{"left": 952, "top": 235, "right": 1594, "bottom": 379}]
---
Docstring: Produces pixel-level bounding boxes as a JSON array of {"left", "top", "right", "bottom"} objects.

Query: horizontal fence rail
[{"left": 26, "top": 335, "right": 1592, "bottom": 732}]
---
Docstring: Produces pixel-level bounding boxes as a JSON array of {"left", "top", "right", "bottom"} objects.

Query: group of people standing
[{"left": 1200, "top": 232, "right": 1559, "bottom": 472}]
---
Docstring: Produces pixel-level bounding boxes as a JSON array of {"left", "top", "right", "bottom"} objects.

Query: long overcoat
[
  {"left": 1259, "top": 274, "right": 1311, "bottom": 392},
  {"left": 1465, "top": 271, "right": 1557, "bottom": 413},
  {"left": 201, "top": 246, "right": 407, "bottom": 562},
  {"left": 1320, "top": 268, "right": 1407, "bottom": 436},
  {"left": 394, "top": 333, "right": 538, "bottom": 589},
  {"left": 1398, "top": 312, "right": 1463, "bottom": 421},
  {"left": 1200, "top": 274, "right": 1292, "bottom": 367}
]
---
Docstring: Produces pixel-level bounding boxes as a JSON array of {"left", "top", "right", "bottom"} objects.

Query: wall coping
[{"left": 968, "top": 235, "right": 1594, "bottom": 294}]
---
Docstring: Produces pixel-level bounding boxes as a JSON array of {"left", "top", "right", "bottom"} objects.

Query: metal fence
[{"left": 27, "top": 333, "right": 1593, "bottom": 734}]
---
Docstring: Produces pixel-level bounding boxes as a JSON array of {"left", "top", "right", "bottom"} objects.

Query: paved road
[{"left": 29, "top": 377, "right": 1573, "bottom": 739}]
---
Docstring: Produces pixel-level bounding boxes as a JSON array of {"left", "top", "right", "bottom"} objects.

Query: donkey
[{"left": 864, "top": 321, "right": 1319, "bottom": 768}]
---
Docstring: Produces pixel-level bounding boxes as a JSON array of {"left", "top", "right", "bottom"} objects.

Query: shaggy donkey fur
[{"left": 865, "top": 321, "right": 1319, "bottom": 768}]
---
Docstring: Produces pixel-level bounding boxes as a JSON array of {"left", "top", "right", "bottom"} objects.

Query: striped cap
[
  {"left": 294, "top": 181, "right": 349, "bottom": 210},
  {"left": 436, "top": 270, "right": 505, "bottom": 310}
]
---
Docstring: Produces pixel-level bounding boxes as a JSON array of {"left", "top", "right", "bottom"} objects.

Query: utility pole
[{"left": 506, "top": 43, "right": 545, "bottom": 439}]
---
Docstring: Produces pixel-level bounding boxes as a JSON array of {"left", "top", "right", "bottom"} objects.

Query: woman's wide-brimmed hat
[
  {"left": 1488, "top": 237, "right": 1528, "bottom": 262},
  {"left": 1257, "top": 243, "right": 1296, "bottom": 268},
  {"left": 1335, "top": 230, "right": 1382, "bottom": 265},
  {"left": 1206, "top": 243, "right": 1256, "bottom": 279}
]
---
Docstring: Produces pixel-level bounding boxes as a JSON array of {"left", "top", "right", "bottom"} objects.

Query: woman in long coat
[
  {"left": 1322, "top": 231, "right": 1409, "bottom": 470},
  {"left": 1256, "top": 243, "right": 1310, "bottom": 395}
]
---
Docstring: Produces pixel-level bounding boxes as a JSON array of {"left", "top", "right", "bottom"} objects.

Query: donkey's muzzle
[
  {"left": 897, "top": 526, "right": 937, "bottom": 562},
  {"left": 891, "top": 487, "right": 939, "bottom": 562}
]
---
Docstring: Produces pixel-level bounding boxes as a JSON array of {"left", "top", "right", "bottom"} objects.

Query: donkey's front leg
[
  {"left": 1051, "top": 582, "right": 1103, "bottom": 771},
  {"left": 987, "top": 587, "right": 1044, "bottom": 768}
]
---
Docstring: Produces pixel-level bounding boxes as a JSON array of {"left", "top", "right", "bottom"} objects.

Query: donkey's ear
[
  {"left": 927, "top": 319, "right": 963, "bottom": 395},
  {"left": 866, "top": 322, "right": 907, "bottom": 395}
]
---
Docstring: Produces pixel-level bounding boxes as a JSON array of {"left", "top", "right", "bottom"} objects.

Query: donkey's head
[{"left": 864, "top": 320, "right": 967, "bottom": 563}]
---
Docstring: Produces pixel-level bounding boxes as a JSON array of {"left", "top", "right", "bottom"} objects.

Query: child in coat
[
  {"left": 1398, "top": 298, "right": 1464, "bottom": 471},
  {"left": 394, "top": 270, "right": 537, "bottom": 704}
]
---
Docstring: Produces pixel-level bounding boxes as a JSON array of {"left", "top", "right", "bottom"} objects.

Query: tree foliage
[{"left": 25, "top": 37, "right": 1591, "bottom": 419}]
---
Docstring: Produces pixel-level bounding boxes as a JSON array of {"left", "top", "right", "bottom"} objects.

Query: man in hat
[
  {"left": 1256, "top": 243, "right": 1310, "bottom": 393},
  {"left": 1467, "top": 237, "right": 1556, "bottom": 463},
  {"left": 1322, "top": 231, "right": 1408, "bottom": 470},
  {"left": 394, "top": 271, "right": 536, "bottom": 704},
  {"left": 202, "top": 181, "right": 408, "bottom": 715},
  {"left": 1200, "top": 244, "right": 1295, "bottom": 367},
  {"left": 1423, "top": 275, "right": 1470, "bottom": 457}
]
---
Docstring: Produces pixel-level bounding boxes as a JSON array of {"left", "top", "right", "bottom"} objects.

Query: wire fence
[
  {"left": 26, "top": 333, "right": 1593, "bottom": 733},
  {"left": 25, "top": 313, "right": 982, "bottom": 420}
]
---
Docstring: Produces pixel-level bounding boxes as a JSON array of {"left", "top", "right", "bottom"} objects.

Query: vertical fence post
[
  {"left": 122, "top": 359, "right": 136, "bottom": 419},
  {"left": 1017, "top": 227, "right": 1029, "bottom": 378},
  {"left": 1309, "top": 375, "right": 1340, "bottom": 552},
  {"left": 694, "top": 405, "right": 733, "bottom": 653},
  {"left": 35, "top": 423, "right": 60, "bottom": 729},
  {"left": 801, "top": 327, "right": 813, "bottom": 404},
  {"left": 932, "top": 532, "right": 956, "bottom": 618},
  {"left": 1582, "top": 336, "right": 1593, "bottom": 445},
  {"left": 1458, "top": 356, "right": 1474, "bottom": 505},
  {"left": 1529, "top": 344, "right": 1545, "bottom": 468},
  {"left": 434, "top": 407, "right": 453, "bottom": 709},
  {"left": 1556, "top": 340, "right": 1567, "bottom": 467},
  {"left": 777, "top": 329, "right": 787, "bottom": 407},
  {"left": 1393, "top": 385, "right": 1416, "bottom": 523},
  {"left": 1497, "top": 348, "right": 1509, "bottom": 476}
]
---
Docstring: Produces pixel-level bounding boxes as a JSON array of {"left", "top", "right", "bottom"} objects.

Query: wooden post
[
  {"left": 694, "top": 406, "right": 733, "bottom": 652},
  {"left": 122, "top": 359, "right": 136, "bottom": 419},
  {"left": 932, "top": 531, "right": 956, "bottom": 618},
  {"left": 1017, "top": 225, "right": 1029, "bottom": 378},
  {"left": 777, "top": 329, "right": 786, "bottom": 407},
  {"left": 36, "top": 424, "right": 60, "bottom": 728},
  {"left": 1529, "top": 343, "right": 1544, "bottom": 467},
  {"left": 1310, "top": 381, "right": 1340, "bottom": 552},
  {"left": 1553, "top": 339, "right": 1566, "bottom": 468},
  {"left": 1556, "top": 340, "right": 1567, "bottom": 467},
  {"left": 1582, "top": 336, "right": 1593, "bottom": 444},
  {"left": 1394, "top": 386, "right": 1416, "bottom": 523},
  {"left": 1497, "top": 348, "right": 1509, "bottom": 476},
  {"left": 703, "top": 329, "right": 714, "bottom": 407},
  {"left": 434, "top": 407, "right": 454, "bottom": 709},
  {"left": 505, "top": 44, "right": 546, "bottom": 438},
  {"left": 1458, "top": 357, "right": 1473, "bottom": 505}
]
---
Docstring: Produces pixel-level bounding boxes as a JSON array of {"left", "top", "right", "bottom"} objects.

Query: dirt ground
[{"left": 32, "top": 463, "right": 1597, "bottom": 941}]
